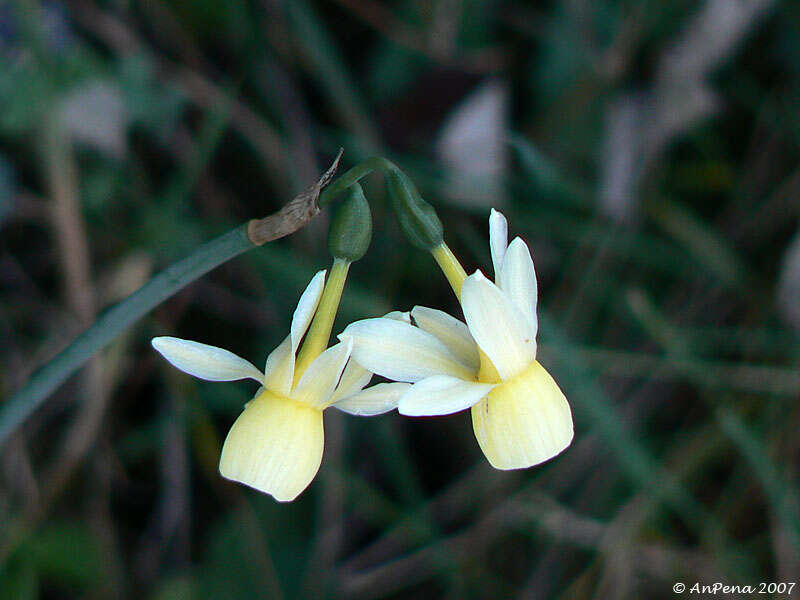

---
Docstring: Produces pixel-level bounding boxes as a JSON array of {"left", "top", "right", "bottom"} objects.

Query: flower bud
[
  {"left": 385, "top": 168, "right": 443, "bottom": 250},
  {"left": 328, "top": 184, "right": 372, "bottom": 261}
]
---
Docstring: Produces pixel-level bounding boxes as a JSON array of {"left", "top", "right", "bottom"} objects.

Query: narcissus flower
[
  {"left": 153, "top": 268, "right": 405, "bottom": 501},
  {"left": 341, "top": 209, "right": 573, "bottom": 470}
]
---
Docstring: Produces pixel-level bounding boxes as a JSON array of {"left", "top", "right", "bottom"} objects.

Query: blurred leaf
[
  {"left": 150, "top": 575, "right": 199, "bottom": 600},
  {"left": 285, "top": 0, "right": 380, "bottom": 150},
  {"left": 716, "top": 408, "right": 800, "bottom": 549},
  {"left": 367, "top": 42, "right": 422, "bottom": 103},
  {"left": 626, "top": 288, "right": 691, "bottom": 354},
  {"left": 534, "top": 5, "right": 597, "bottom": 102},
  {"left": 20, "top": 522, "right": 102, "bottom": 587},
  {"left": 646, "top": 196, "right": 749, "bottom": 289},
  {"left": 200, "top": 509, "right": 287, "bottom": 599},
  {"left": 0, "top": 155, "right": 16, "bottom": 224},
  {"left": 510, "top": 134, "right": 591, "bottom": 208},
  {"left": 0, "top": 558, "right": 38, "bottom": 600},
  {"left": 540, "top": 311, "right": 722, "bottom": 532},
  {"left": 117, "top": 53, "right": 186, "bottom": 138},
  {"left": 0, "top": 54, "right": 51, "bottom": 134}
]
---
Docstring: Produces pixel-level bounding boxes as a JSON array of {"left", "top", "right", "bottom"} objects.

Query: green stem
[
  {"left": 319, "top": 157, "right": 397, "bottom": 207},
  {"left": 293, "top": 258, "right": 351, "bottom": 383},
  {"left": 0, "top": 226, "right": 254, "bottom": 446}
]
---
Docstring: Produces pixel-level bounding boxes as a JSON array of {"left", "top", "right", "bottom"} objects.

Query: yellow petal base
[
  {"left": 219, "top": 390, "right": 324, "bottom": 502},
  {"left": 471, "top": 360, "right": 573, "bottom": 470}
]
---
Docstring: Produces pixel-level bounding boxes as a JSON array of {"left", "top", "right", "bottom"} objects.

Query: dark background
[{"left": 1, "top": 1, "right": 799, "bottom": 598}]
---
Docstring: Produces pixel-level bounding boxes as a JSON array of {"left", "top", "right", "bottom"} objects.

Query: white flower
[
  {"left": 152, "top": 270, "right": 407, "bottom": 501},
  {"left": 340, "top": 209, "right": 573, "bottom": 470}
]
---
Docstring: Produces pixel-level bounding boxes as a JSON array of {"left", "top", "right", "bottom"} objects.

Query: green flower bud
[
  {"left": 328, "top": 184, "right": 372, "bottom": 261},
  {"left": 385, "top": 168, "right": 443, "bottom": 250}
]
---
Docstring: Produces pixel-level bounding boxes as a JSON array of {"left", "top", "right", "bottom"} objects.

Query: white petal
[
  {"left": 497, "top": 237, "right": 539, "bottom": 338},
  {"left": 398, "top": 376, "right": 495, "bottom": 416},
  {"left": 329, "top": 358, "right": 373, "bottom": 404},
  {"left": 385, "top": 310, "right": 411, "bottom": 322},
  {"left": 489, "top": 208, "right": 508, "bottom": 278},
  {"left": 263, "top": 335, "right": 293, "bottom": 396},
  {"left": 152, "top": 337, "right": 263, "bottom": 383},
  {"left": 471, "top": 360, "right": 572, "bottom": 470},
  {"left": 340, "top": 318, "right": 476, "bottom": 383},
  {"left": 332, "top": 382, "right": 410, "bottom": 416},
  {"left": 293, "top": 339, "right": 352, "bottom": 408},
  {"left": 411, "top": 306, "right": 479, "bottom": 372},
  {"left": 263, "top": 270, "right": 327, "bottom": 393},
  {"left": 219, "top": 390, "right": 324, "bottom": 502},
  {"left": 292, "top": 270, "right": 327, "bottom": 351},
  {"left": 461, "top": 271, "right": 536, "bottom": 380}
]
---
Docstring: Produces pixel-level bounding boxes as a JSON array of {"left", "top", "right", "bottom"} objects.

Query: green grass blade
[
  {"left": 0, "top": 226, "right": 254, "bottom": 445},
  {"left": 716, "top": 408, "right": 800, "bottom": 549}
]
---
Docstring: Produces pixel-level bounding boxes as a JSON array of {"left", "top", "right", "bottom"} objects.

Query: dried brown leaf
[{"left": 247, "top": 149, "right": 343, "bottom": 245}]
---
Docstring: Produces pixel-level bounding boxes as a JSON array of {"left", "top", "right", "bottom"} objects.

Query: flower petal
[
  {"left": 471, "top": 360, "right": 572, "bottom": 470},
  {"left": 152, "top": 337, "right": 263, "bottom": 383},
  {"left": 398, "top": 376, "right": 495, "bottom": 416},
  {"left": 385, "top": 310, "right": 411, "bottom": 323},
  {"left": 263, "top": 270, "right": 327, "bottom": 394},
  {"left": 219, "top": 390, "right": 324, "bottom": 502},
  {"left": 332, "top": 382, "right": 410, "bottom": 416},
  {"left": 497, "top": 237, "right": 539, "bottom": 338},
  {"left": 243, "top": 386, "right": 265, "bottom": 409},
  {"left": 293, "top": 339, "right": 353, "bottom": 408},
  {"left": 411, "top": 306, "right": 479, "bottom": 372},
  {"left": 461, "top": 271, "right": 536, "bottom": 380},
  {"left": 291, "top": 270, "right": 327, "bottom": 351},
  {"left": 489, "top": 208, "right": 508, "bottom": 278},
  {"left": 329, "top": 358, "right": 373, "bottom": 404},
  {"left": 263, "top": 335, "right": 293, "bottom": 395},
  {"left": 340, "top": 318, "right": 476, "bottom": 382}
]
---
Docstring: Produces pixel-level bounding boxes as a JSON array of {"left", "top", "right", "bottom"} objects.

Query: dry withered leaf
[{"left": 247, "top": 148, "right": 343, "bottom": 246}]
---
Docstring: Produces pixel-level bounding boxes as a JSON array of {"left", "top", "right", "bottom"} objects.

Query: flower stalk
[
  {"left": 296, "top": 182, "right": 373, "bottom": 380},
  {"left": 431, "top": 243, "right": 467, "bottom": 299},
  {"left": 294, "top": 258, "right": 350, "bottom": 382}
]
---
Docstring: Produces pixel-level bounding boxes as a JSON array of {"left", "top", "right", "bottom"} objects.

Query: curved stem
[
  {"left": 0, "top": 226, "right": 254, "bottom": 446},
  {"left": 431, "top": 243, "right": 467, "bottom": 300},
  {"left": 319, "top": 156, "right": 398, "bottom": 207}
]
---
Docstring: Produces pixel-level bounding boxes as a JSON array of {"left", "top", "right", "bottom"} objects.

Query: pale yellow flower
[
  {"left": 153, "top": 266, "right": 406, "bottom": 501},
  {"left": 341, "top": 210, "right": 573, "bottom": 470}
]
